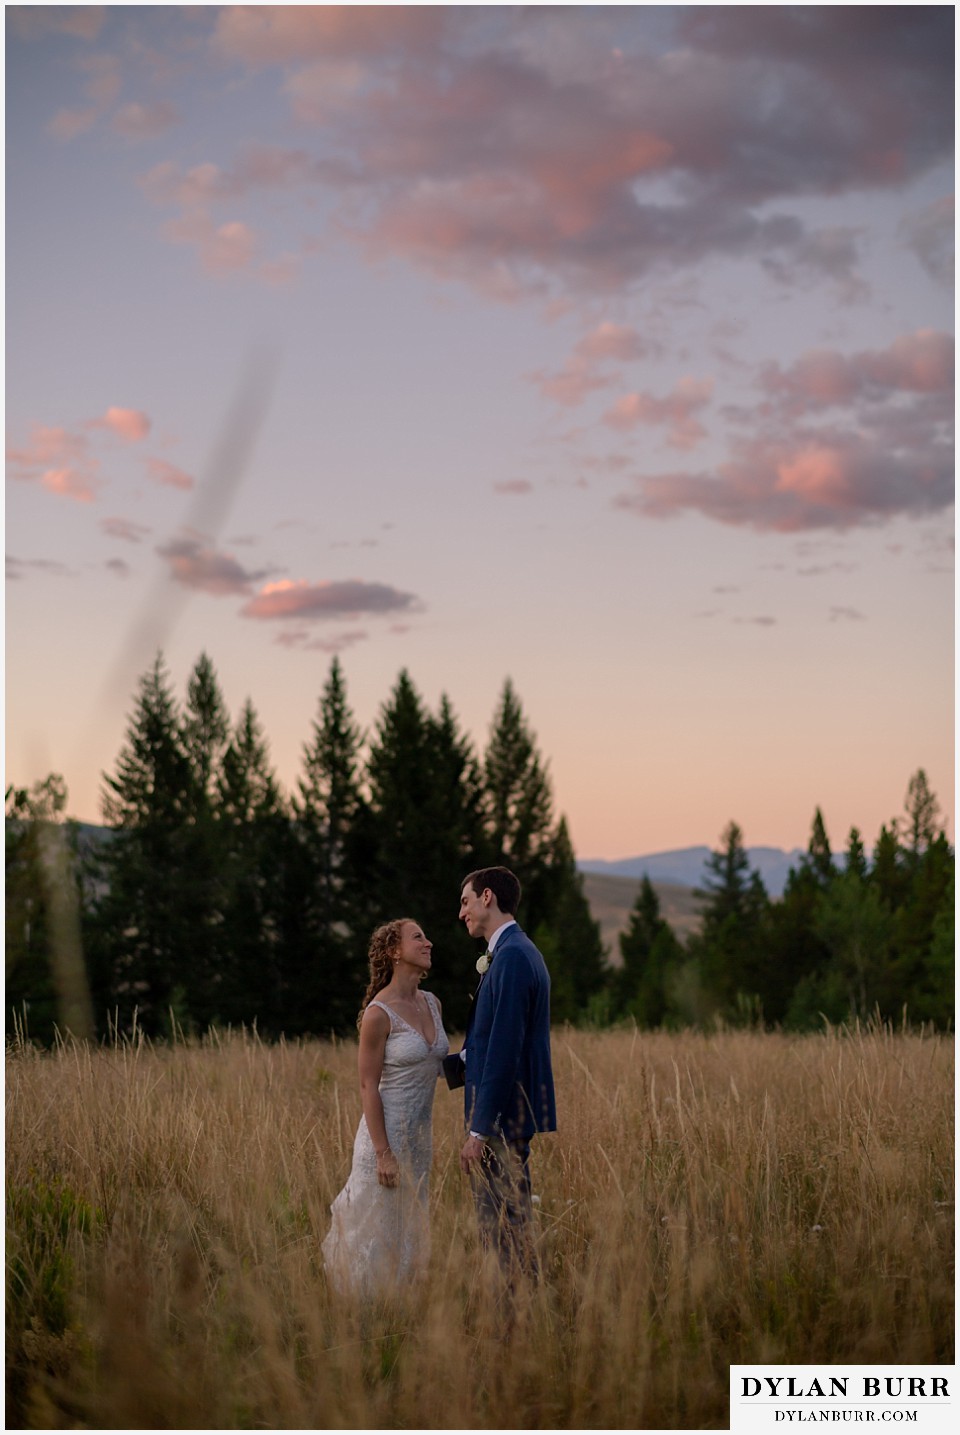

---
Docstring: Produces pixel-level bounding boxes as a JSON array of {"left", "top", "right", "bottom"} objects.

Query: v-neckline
[{"left": 380, "top": 995, "right": 437, "bottom": 1049}]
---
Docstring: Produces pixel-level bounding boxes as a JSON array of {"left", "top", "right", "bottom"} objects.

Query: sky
[{"left": 4, "top": 2, "right": 955, "bottom": 861}]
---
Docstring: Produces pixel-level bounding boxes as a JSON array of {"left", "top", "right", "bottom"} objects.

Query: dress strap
[{"left": 368, "top": 999, "right": 398, "bottom": 1027}]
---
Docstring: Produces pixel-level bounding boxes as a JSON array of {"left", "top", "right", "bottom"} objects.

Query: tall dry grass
[{"left": 6, "top": 1021, "right": 954, "bottom": 1429}]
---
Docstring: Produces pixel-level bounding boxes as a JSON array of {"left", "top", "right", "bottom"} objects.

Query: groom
[{"left": 448, "top": 866, "right": 556, "bottom": 1277}]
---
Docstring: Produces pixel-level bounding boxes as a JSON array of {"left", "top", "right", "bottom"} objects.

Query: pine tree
[
  {"left": 294, "top": 658, "right": 370, "bottom": 1033},
  {"left": 5, "top": 776, "right": 93, "bottom": 1042},
  {"left": 484, "top": 680, "right": 555, "bottom": 932},
  {"left": 183, "top": 652, "right": 230, "bottom": 806},
  {"left": 845, "top": 826, "right": 868, "bottom": 881},
  {"left": 485, "top": 681, "right": 554, "bottom": 875},
  {"left": 216, "top": 700, "right": 291, "bottom": 1031},
  {"left": 95, "top": 654, "right": 199, "bottom": 1033},
  {"left": 813, "top": 866, "right": 891, "bottom": 1020},
  {"left": 537, "top": 817, "right": 608, "bottom": 1021},
  {"left": 177, "top": 653, "right": 232, "bottom": 1026},
  {"left": 803, "top": 807, "right": 834, "bottom": 885},
  {"left": 614, "top": 874, "right": 683, "bottom": 1027},
  {"left": 903, "top": 769, "right": 941, "bottom": 860},
  {"left": 366, "top": 673, "right": 487, "bottom": 1029},
  {"left": 692, "top": 821, "right": 770, "bottom": 1018}
]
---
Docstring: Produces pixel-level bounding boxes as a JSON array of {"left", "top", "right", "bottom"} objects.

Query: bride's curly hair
[{"left": 357, "top": 918, "right": 415, "bottom": 1029}]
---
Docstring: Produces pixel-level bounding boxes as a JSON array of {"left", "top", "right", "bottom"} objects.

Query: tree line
[{"left": 6, "top": 653, "right": 953, "bottom": 1043}]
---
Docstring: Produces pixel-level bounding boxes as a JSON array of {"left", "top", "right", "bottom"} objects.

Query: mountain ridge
[{"left": 578, "top": 844, "right": 806, "bottom": 899}]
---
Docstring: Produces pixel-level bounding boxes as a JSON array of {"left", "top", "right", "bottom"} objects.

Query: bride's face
[{"left": 397, "top": 922, "right": 433, "bottom": 974}]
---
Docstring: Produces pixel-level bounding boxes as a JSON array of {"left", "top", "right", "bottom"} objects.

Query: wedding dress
[{"left": 322, "top": 993, "right": 449, "bottom": 1297}]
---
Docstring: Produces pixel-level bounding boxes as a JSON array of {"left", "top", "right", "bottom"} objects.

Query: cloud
[
  {"left": 241, "top": 577, "right": 418, "bottom": 621},
  {"left": 276, "top": 627, "right": 370, "bottom": 653},
  {"left": 90, "top": 406, "right": 152, "bottom": 441},
  {"left": 124, "top": 9, "right": 951, "bottom": 302},
  {"left": 7, "top": 424, "right": 101, "bottom": 502},
  {"left": 106, "top": 558, "right": 131, "bottom": 578},
  {"left": 530, "top": 321, "right": 653, "bottom": 407},
  {"left": 110, "top": 102, "right": 179, "bottom": 141},
  {"left": 323, "top": 10, "right": 949, "bottom": 299},
  {"left": 101, "top": 517, "right": 151, "bottom": 544},
  {"left": 46, "top": 51, "right": 122, "bottom": 141},
  {"left": 614, "top": 424, "right": 954, "bottom": 534},
  {"left": 47, "top": 108, "right": 99, "bottom": 141},
  {"left": 493, "top": 479, "right": 534, "bottom": 495},
  {"left": 40, "top": 468, "right": 99, "bottom": 503},
  {"left": 9, "top": 7, "right": 105, "bottom": 42},
  {"left": 604, "top": 377, "right": 714, "bottom": 450},
  {"left": 211, "top": 5, "right": 445, "bottom": 67},
  {"left": 829, "top": 607, "right": 866, "bottom": 622},
  {"left": 146, "top": 458, "right": 194, "bottom": 490},
  {"left": 760, "top": 331, "right": 954, "bottom": 411},
  {"left": 900, "top": 195, "right": 954, "bottom": 289},
  {"left": 163, "top": 211, "right": 259, "bottom": 274},
  {"left": 6, "top": 555, "right": 72, "bottom": 580},
  {"left": 7, "top": 424, "right": 89, "bottom": 469},
  {"left": 156, "top": 535, "right": 271, "bottom": 595},
  {"left": 576, "top": 322, "right": 650, "bottom": 363}
]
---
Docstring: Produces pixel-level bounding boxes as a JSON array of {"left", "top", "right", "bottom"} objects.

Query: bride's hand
[{"left": 376, "top": 1148, "right": 399, "bottom": 1188}]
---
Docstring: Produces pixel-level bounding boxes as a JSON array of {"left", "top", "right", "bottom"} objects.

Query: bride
[{"left": 322, "top": 918, "right": 449, "bottom": 1296}]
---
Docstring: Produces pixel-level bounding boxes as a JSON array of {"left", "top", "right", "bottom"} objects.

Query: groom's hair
[{"left": 462, "top": 866, "right": 521, "bottom": 916}]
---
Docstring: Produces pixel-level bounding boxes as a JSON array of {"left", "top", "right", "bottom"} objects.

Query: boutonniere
[{"left": 476, "top": 950, "right": 492, "bottom": 975}]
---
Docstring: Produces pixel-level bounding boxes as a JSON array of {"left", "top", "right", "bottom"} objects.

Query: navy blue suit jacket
[{"left": 464, "top": 923, "right": 557, "bottom": 1144}]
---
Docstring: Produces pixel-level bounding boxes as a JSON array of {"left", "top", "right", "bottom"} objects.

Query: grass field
[{"left": 6, "top": 1021, "right": 954, "bottom": 1429}]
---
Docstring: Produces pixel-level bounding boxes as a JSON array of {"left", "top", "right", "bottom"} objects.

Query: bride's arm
[{"left": 358, "top": 1006, "right": 399, "bottom": 1188}]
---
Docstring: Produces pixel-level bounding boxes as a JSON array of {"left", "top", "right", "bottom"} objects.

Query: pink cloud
[
  {"left": 493, "top": 480, "right": 534, "bottom": 496},
  {"left": 110, "top": 102, "right": 179, "bottom": 141},
  {"left": 604, "top": 377, "right": 714, "bottom": 449},
  {"left": 163, "top": 212, "right": 258, "bottom": 274},
  {"left": 530, "top": 321, "right": 653, "bottom": 407},
  {"left": 241, "top": 578, "right": 417, "bottom": 621},
  {"left": 156, "top": 536, "right": 269, "bottom": 596},
  {"left": 576, "top": 322, "right": 648, "bottom": 363},
  {"left": 146, "top": 458, "right": 194, "bottom": 490},
  {"left": 762, "top": 330, "right": 954, "bottom": 411},
  {"left": 45, "top": 52, "right": 122, "bottom": 141},
  {"left": 47, "top": 107, "right": 99, "bottom": 141},
  {"left": 8, "top": 6, "right": 106, "bottom": 42},
  {"left": 140, "top": 160, "right": 241, "bottom": 209},
  {"left": 91, "top": 407, "right": 151, "bottom": 441},
  {"left": 277, "top": 628, "right": 370, "bottom": 653},
  {"left": 40, "top": 467, "right": 98, "bottom": 503},
  {"left": 7, "top": 424, "right": 89, "bottom": 469},
  {"left": 102, "top": 517, "right": 151, "bottom": 543},
  {"left": 284, "top": 60, "right": 370, "bottom": 124},
  {"left": 530, "top": 359, "right": 611, "bottom": 407},
  {"left": 212, "top": 6, "right": 445, "bottom": 66},
  {"left": 614, "top": 426, "right": 954, "bottom": 534},
  {"left": 858, "top": 330, "right": 954, "bottom": 394}
]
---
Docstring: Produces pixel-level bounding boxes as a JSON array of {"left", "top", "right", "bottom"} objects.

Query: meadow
[{"left": 6, "top": 1021, "right": 954, "bottom": 1429}]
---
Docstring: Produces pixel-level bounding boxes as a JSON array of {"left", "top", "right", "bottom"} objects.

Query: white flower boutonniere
[{"left": 476, "top": 951, "right": 492, "bottom": 975}]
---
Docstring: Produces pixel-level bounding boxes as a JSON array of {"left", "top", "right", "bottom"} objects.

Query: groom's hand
[{"left": 460, "top": 1134, "right": 485, "bottom": 1175}]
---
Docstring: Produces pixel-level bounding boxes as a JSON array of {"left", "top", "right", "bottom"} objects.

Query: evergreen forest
[{"left": 6, "top": 653, "right": 953, "bottom": 1044}]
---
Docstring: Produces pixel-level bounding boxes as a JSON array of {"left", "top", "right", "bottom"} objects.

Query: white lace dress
[{"left": 322, "top": 993, "right": 449, "bottom": 1297}]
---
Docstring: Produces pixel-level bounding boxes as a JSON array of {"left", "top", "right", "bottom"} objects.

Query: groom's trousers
[{"left": 471, "top": 1137, "right": 538, "bottom": 1281}]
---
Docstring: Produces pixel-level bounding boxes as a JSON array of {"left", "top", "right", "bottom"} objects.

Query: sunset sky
[{"left": 5, "top": 3, "right": 954, "bottom": 861}]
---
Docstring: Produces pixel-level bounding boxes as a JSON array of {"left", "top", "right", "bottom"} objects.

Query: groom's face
[{"left": 459, "top": 882, "right": 490, "bottom": 939}]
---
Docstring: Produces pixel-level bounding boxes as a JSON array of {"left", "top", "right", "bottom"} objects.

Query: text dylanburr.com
[{"left": 730, "top": 1367, "right": 954, "bottom": 1434}]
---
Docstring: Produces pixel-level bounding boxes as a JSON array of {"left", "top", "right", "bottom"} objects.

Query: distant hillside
[
  {"left": 578, "top": 845, "right": 805, "bottom": 899},
  {"left": 580, "top": 871, "right": 700, "bottom": 964}
]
